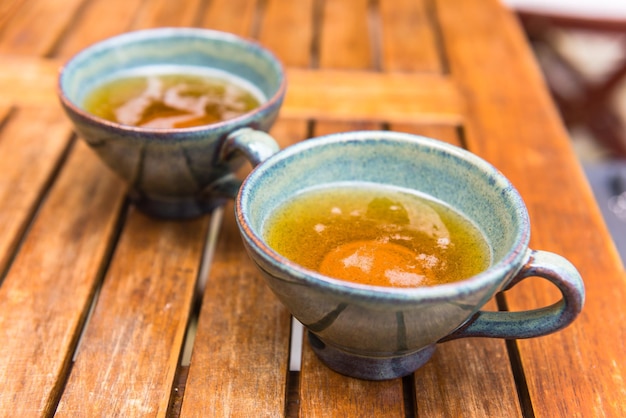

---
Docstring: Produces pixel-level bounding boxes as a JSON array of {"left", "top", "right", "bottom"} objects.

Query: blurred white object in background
[
  {"left": 502, "top": 0, "right": 626, "bottom": 20},
  {"left": 502, "top": 0, "right": 626, "bottom": 160},
  {"left": 502, "top": 0, "right": 626, "bottom": 263}
]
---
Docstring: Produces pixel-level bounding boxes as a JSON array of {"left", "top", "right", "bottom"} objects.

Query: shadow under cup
[
  {"left": 236, "top": 131, "right": 585, "bottom": 380},
  {"left": 58, "top": 28, "right": 285, "bottom": 219}
]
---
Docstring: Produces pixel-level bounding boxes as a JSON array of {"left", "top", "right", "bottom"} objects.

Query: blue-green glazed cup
[
  {"left": 235, "top": 131, "right": 585, "bottom": 380},
  {"left": 58, "top": 28, "right": 284, "bottom": 218}
]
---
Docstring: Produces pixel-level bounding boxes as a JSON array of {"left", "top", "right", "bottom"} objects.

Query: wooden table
[{"left": 0, "top": 0, "right": 624, "bottom": 416}]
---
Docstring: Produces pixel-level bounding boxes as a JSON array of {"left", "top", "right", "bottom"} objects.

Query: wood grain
[
  {"left": 437, "top": 0, "right": 626, "bottom": 415},
  {"left": 178, "top": 119, "right": 306, "bottom": 417},
  {"left": 318, "top": 0, "right": 373, "bottom": 69},
  {"left": 0, "top": 106, "right": 73, "bottom": 275},
  {"left": 53, "top": 0, "right": 145, "bottom": 58},
  {"left": 0, "top": 0, "right": 27, "bottom": 31},
  {"left": 294, "top": 120, "right": 406, "bottom": 417},
  {"left": 379, "top": 0, "right": 443, "bottom": 72},
  {"left": 0, "top": 55, "right": 60, "bottom": 106},
  {"left": 0, "top": 0, "right": 84, "bottom": 55},
  {"left": 131, "top": 0, "right": 203, "bottom": 29},
  {"left": 389, "top": 122, "right": 460, "bottom": 146},
  {"left": 413, "top": 331, "right": 523, "bottom": 417},
  {"left": 0, "top": 0, "right": 623, "bottom": 416},
  {"left": 178, "top": 203, "right": 291, "bottom": 417},
  {"left": 0, "top": 58, "right": 464, "bottom": 125},
  {"left": 283, "top": 68, "right": 464, "bottom": 124},
  {"left": 56, "top": 210, "right": 209, "bottom": 416},
  {"left": 313, "top": 119, "right": 380, "bottom": 136},
  {"left": 271, "top": 117, "right": 311, "bottom": 149},
  {"left": 300, "top": 340, "right": 406, "bottom": 417},
  {"left": 259, "top": 0, "right": 316, "bottom": 68},
  {"left": 0, "top": 140, "right": 126, "bottom": 416},
  {"left": 199, "top": 0, "right": 260, "bottom": 37},
  {"left": 388, "top": 123, "right": 522, "bottom": 417}
]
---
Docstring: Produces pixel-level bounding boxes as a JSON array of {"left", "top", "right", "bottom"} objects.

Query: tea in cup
[
  {"left": 264, "top": 184, "right": 491, "bottom": 288},
  {"left": 58, "top": 28, "right": 285, "bottom": 218},
  {"left": 235, "top": 131, "right": 585, "bottom": 380}
]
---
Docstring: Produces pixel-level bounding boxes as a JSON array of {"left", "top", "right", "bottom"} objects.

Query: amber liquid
[
  {"left": 264, "top": 184, "right": 491, "bottom": 288},
  {"left": 83, "top": 66, "right": 263, "bottom": 128}
]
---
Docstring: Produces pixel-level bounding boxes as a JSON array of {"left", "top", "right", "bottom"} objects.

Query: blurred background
[{"left": 503, "top": 0, "right": 626, "bottom": 262}]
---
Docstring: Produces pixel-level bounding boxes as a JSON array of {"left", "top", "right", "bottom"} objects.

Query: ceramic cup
[
  {"left": 235, "top": 131, "right": 585, "bottom": 380},
  {"left": 58, "top": 28, "right": 285, "bottom": 218}
]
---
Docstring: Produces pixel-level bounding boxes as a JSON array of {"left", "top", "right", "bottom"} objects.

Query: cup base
[
  {"left": 129, "top": 192, "right": 226, "bottom": 219},
  {"left": 308, "top": 332, "right": 436, "bottom": 380}
]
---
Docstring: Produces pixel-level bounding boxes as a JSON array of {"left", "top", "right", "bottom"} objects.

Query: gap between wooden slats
[
  {"left": 56, "top": 207, "right": 210, "bottom": 416},
  {"left": 0, "top": 138, "right": 127, "bottom": 416},
  {"left": 0, "top": 0, "right": 86, "bottom": 56},
  {"left": 378, "top": 0, "right": 445, "bottom": 73},
  {"left": 0, "top": 54, "right": 465, "bottom": 125},
  {"left": 298, "top": 7, "right": 391, "bottom": 415},
  {"left": 282, "top": 69, "right": 464, "bottom": 125},
  {"left": 260, "top": 0, "right": 520, "bottom": 416},
  {"left": 436, "top": 0, "right": 626, "bottom": 416},
  {"left": 176, "top": 205, "right": 292, "bottom": 417},
  {"left": 175, "top": 118, "right": 304, "bottom": 417},
  {"left": 0, "top": 106, "right": 75, "bottom": 281},
  {"left": 294, "top": 120, "right": 407, "bottom": 418},
  {"left": 389, "top": 124, "right": 524, "bottom": 418},
  {"left": 298, "top": 2, "right": 424, "bottom": 416},
  {"left": 0, "top": 2, "right": 539, "bottom": 417},
  {"left": 288, "top": 121, "right": 523, "bottom": 418}
]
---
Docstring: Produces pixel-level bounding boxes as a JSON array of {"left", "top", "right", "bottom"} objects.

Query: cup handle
[
  {"left": 440, "top": 249, "right": 585, "bottom": 342},
  {"left": 219, "top": 127, "right": 280, "bottom": 167},
  {"left": 205, "top": 127, "right": 280, "bottom": 199}
]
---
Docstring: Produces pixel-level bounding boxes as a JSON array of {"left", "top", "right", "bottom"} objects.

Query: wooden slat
[
  {"left": 297, "top": 2, "right": 407, "bottom": 413},
  {"left": 313, "top": 119, "right": 380, "bottom": 136},
  {"left": 318, "top": 0, "right": 373, "bottom": 69},
  {"left": 270, "top": 117, "right": 311, "bottom": 149},
  {"left": 436, "top": 0, "right": 626, "bottom": 416},
  {"left": 378, "top": 0, "right": 443, "bottom": 73},
  {"left": 283, "top": 69, "right": 464, "bottom": 124},
  {"left": 297, "top": 121, "right": 521, "bottom": 417},
  {"left": 130, "top": 0, "right": 203, "bottom": 29},
  {"left": 0, "top": 0, "right": 26, "bottom": 29},
  {"left": 389, "top": 123, "right": 461, "bottom": 146},
  {"left": 0, "top": 106, "right": 73, "bottom": 274},
  {"left": 179, "top": 119, "right": 305, "bottom": 417},
  {"left": 377, "top": 123, "right": 521, "bottom": 415},
  {"left": 295, "top": 120, "right": 405, "bottom": 417},
  {"left": 0, "top": 58, "right": 464, "bottom": 126},
  {"left": 56, "top": 211, "right": 209, "bottom": 416},
  {"left": 0, "top": 140, "right": 126, "bottom": 416},
  {"left": 0, "top": 104, "right": 10, "bottom": 121},
  {"left": 258, "top": 0, "right": 315, "bottom": 68},
  {"left": 52, "top": 0, "right": 145, "bottom": 59},
  {"left": 412, "top": 330, "right": 523, "bottom": 416},
  {"left": 0, "top": 1, "right": 620, "bottom": 417},
  {"left": 178, "top": 203, "right": 291, "bottom": 417},
  {"left": 0, "top": 55, "right": 60, "bottom": 106},
  {"left": 199, "top": 0, "right": 260, "bottom": 37},
  {"left": 0, "top": 0, "right": 85, "bottom": 55},
  {"left": 300, "top": 342, "right": 406, "bottom": 417}
]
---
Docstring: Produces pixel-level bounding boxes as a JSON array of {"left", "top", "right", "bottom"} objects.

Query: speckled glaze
[
  {"left": 235, "top": 131, "right": 585, "bottom": 380},
  {"left": 58, "top": 28, "right": 285, "bottom": 218}
]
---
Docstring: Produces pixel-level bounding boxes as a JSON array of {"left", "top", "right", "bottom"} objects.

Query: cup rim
[
  {"left": 57, "top": 27, "right": 287, "bottom": 137},
  {"left": 236, "top": 131, "right": 532, "bottom": 300}
]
